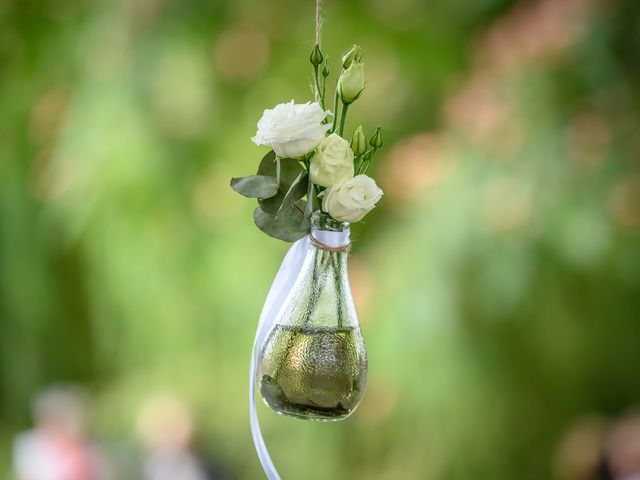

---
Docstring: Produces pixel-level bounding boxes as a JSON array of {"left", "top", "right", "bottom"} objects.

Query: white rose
[
  {"left": 251, "top": 100, "right": 332, "bottom": 158},
  {"left": 321, "top": 174, "right": 383, "bottom": 223},
  {"left": 309, "top": 133, "right": 355, "bottom": 188}
]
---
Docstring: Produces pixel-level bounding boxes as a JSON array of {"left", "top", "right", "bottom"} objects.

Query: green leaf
[
  {"left": 230, "top": 175, "right": 278, "bottom": 199},
  {"left": 250, "top": 150, "right": 310, "bottom": 241},
  {"left": 275, "top": 170, "right": 308, "bottom": 221},
  {"left": 304, "top": 180, "right": 319, "bottom": 219},
  {"left": 257, "top": 150, "right": 276, "bottom": 175},
  {"left": 295, "top": 199, "right": 307, "bottom": 213},
  {"left": 257, "top": 156, "right": 304, "bottom": 214},
  {"left": 253, "top": 207, "right": 308, "bottom": 242}
]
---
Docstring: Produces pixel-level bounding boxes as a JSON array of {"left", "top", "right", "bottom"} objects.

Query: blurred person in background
[
  {"left": 136, "top": 393, "right": 226, "bottom": 480},
  {"left": 555, "top": 409, "right": 640, "bottom": 480},
  {"left": 12, "top": 385, "right": 111, "bottom": 480},
  {"left": 601, "top": 411, "right": 640, "bottom": 480}
]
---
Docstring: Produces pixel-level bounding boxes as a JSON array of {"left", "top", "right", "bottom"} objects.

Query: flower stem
[
  {"left": 339, "top": 103, "right": 349, "bottom": 136},
  {"left": 354, "top": 155, "right": 362, "bottom": 174},
  {"left": 313, "top": 65, "right": 323, "bottom": 108},
  {"left": 331, "top": 88, "right": 340, "bottom": 132},
  {"left": 333, "top": 252, "right": 347, "bottom": 328}
]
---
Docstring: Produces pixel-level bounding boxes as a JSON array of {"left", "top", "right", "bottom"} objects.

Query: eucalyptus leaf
[
  {"left": 304, "top": 180, "right": 319, "bottom": 220},
  {"left": 295, "top": 199, "right": 307, "bottom": 212},
  {"left": 275, "top": 170, "right": 308, "bottom": 221},
  {"left": 258, "top": 157, "right": 305, "bottom": 214},
  {"left": 257, "top": 150, "right": 276, "bottom": 175},
  {"left": 300, "top": 204, "right": 311, "bottom": 232},
  {"left": 230, "top": 175, "right": 278, "bottom": 199},
  {"left": 253, "top": 207, "right": 308, "bottom": 242},
  {"left": 257, "top": 154, "right": 303, "bottom": 185}
]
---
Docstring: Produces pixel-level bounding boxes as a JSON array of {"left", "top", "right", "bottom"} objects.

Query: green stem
[
  {"left": 354, "top": 155, "right": 362, "bottom": 175},
  {"left": 272, "top": 328, "right": 298, "bottom": 379},
  {"left": 339, "top": 103, "right": 349, "bottom": 136},
  {"left": 333, "top": 252, "right": 346, "bottom": 328},
  {"left": 302, "top": 251, "right": 322, "bottom": 328},
  {"left": 313, "top": 65, "right": 323, "bottom": 108},
  {"left": 305, "top": 179, "right": 318, "bottom": 221},
  {"left": 331, "top": 88, "right": 340, "bottom": 132},
  {"left": 357, "top": 148, "right": 377, "bottom": 175}
]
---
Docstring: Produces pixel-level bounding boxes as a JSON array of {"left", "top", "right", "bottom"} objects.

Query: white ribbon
[{"left": 249, "top": 228, "right": 350, "bottom": 480}]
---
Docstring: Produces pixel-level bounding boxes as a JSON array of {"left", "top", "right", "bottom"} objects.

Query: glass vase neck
[
  {"left": 310, "top": 211, "right": 350, "bottom": 250},
  {"left": 311, "top": 211, "right": 349, "bottom": 232}
]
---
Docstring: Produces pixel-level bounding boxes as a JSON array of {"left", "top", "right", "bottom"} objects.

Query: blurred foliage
[{"left": 1, "top": 0, "right": 640, "bottom": 478}]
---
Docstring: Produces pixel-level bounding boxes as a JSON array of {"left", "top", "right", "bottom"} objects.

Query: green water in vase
[{"left": 258, "top": 324, "right": 367, "bottom": 421}]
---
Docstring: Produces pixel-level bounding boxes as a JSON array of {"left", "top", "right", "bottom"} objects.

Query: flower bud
[
  {"left": 338, "top": 61, "right": 365, "bottom": 104},
  {"left": 341, "top": 45, "right": 362, "bottom": 69},
  {"left": 369, "top": 126, "right": 383, "bottom": 149},
  {"left": 321, "top": 62, "right": 329, "bottom": 78},
  {"left": 350, "top": 126, "right": 367, "bottom": 156},
  {"left": 310, "top": 44, "right": 324, "bottom": 66}
]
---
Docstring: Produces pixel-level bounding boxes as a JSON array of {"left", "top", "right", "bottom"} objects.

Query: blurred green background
[{"left": 1, "top": 0, "right": 640, "bottom": 478}]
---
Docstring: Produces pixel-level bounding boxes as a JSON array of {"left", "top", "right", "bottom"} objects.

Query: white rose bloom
[
  {"left": 309, "top": 133, "right": 355, "bottom": 188},
  {"left": 251, "top": 100, "right": 332, "bottom": 158},
  {"left": 321, "top": 174, "right": 383, "bottom": 223}
]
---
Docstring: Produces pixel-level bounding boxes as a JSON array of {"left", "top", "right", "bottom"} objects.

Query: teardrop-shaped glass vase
[{"left": 257, "top": 212, "right": 367, "bottom": 421}]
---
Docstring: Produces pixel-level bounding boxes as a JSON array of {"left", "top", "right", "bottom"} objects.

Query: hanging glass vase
[{"left": 257, "top": 211, "right": 368, "bottom": 421}]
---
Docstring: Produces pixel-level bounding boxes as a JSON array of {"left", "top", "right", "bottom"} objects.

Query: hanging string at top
[{"left": 315, "top": 0, "right": 323, "bottom": 46}]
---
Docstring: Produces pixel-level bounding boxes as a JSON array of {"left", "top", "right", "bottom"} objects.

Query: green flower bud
[
  {"left": 310, "top": 44, "right": 324, "bottom": 66},
  {"left": 369, "top": 127, "right": 383, "bottom": 149},
  {"left": 321, "top": 62, "right": 329, "bottom": 78},
  {"left": 338, "top": 61, "right": 365, "bottom": 104},
  {"left": 350, "top": 126, "right": 367, "bottom": 156},
  {"left": 341, "top": 45, "right": 362, "bottom": 69}
]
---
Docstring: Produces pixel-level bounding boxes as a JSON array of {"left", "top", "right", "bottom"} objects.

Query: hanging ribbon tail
[{"left": 249, "top": 236, "right": 310, "bottom": 480}]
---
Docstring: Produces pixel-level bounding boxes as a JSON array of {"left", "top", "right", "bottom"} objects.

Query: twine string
[
  {"left": 315, "top": 0, "right": 322, "bottom": 46},
  {"left": 309, "top": 233, "right": 351, "bottom": 253}
]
